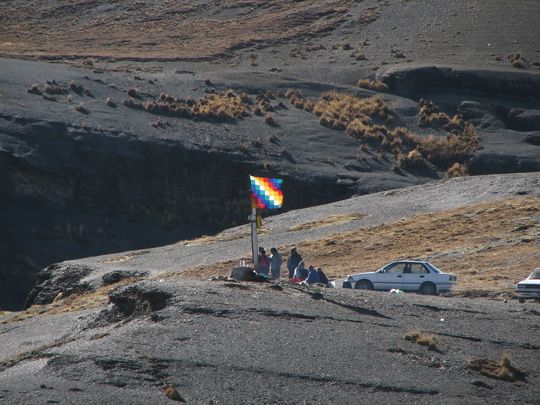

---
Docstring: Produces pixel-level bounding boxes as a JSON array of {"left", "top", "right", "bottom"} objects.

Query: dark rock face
[
  {"left": 24, "top": 263, "right": 93, "bottom": 307},
  {"left": 0, "top": 113, "right": 351, "bottom": 310},
  {"left": 468, "top": 152, "right": 540, "bottom": 175},
  {"left": 500, "top": 108, "right": 540, "bottom": 132},
  {"left": 105, "top": 282, "right": 172, "bottom": 321},
  {"left": 378, "top": 65, "right": 540, "bottom": 100},
  {"left": 525, "top": 134, "right": 540, "bottom": 146}
]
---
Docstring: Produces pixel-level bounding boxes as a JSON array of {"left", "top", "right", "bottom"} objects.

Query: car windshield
[{"left": 528, "top": 269, "right": 540, "bottom": 280}]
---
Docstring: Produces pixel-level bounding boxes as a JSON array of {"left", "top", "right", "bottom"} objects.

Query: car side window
[
  {"left": 410, "top": 264, "right": 429, "bottom": 274},
  {"left": 385, "top": 263, "right": 407, "bottom": 273}
]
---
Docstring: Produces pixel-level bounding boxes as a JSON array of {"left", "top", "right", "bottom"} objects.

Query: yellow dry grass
[
  {"left": 0, "top": 1, "right": 349, "bottom": 60},
  {"left": 181, "top": 232, "right": 249, "bottom": 247},
  {"left": 314, "top": 91, "right": 392, "bottom": 129},
  {"left": 179, "top": 197, "right": 540, "bottom": 295},
  {"left": 288, "top": 213, "right": 366, "bottom": 231},
  {"left": 357, "top": 79, "right": 389, "bottom": 92},
  {"left": 191, "top": 93, "right": 250, "bottom": 120},
  {"left": 469, "top": 353, "right": 527, "bottom": 382},
  {"left": 126, "top": 91, "right": 251, "bottom": 122},
  {"left": 404, "top": 330, "right": 439, "bottom": 351},
  {"left": 100, "top": 250, "right": 149, "bottom": 264}
]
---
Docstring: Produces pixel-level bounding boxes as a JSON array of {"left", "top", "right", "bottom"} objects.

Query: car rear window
[{"left": 426, "top": 263, "right": 441, "bottom": 273}]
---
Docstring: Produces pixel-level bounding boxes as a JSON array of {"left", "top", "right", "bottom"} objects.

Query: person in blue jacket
[{"left": 304, "top": 265, "right": 321, "bottom": 285}]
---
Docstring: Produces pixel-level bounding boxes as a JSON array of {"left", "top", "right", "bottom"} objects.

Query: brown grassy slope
[
  {"left": 0, "top": 1, "right": 348, "bottom": 60},
  {"left": 180, "top": 197, "right": 540, "bottom": 295}
]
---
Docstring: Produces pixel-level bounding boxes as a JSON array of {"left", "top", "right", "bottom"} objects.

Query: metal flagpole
[{"left": 250, "top": 206, "right": 259, "bottom": 271}]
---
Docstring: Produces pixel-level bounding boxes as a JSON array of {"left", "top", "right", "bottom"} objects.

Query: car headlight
[{"left": 449, "top": 276, "right": 457, "bottom": 281}]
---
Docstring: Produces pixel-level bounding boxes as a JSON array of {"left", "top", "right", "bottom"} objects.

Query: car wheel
[
  {"left": 355, "top": 280, "right": 373, "bottom": 290},
  {"left": 420, "top": 282, "right": 437, "bottom": 295}
]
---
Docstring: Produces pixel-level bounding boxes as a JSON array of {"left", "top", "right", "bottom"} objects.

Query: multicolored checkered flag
[{"left": 250, "top": 176, "right": 283, "bottom": 210}]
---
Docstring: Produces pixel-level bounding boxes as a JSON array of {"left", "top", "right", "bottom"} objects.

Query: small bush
[
  {"left": 396, "top": 149, "right": 428, "bottom": 170},
  {"left": 27, "top": 83, "right": 42, "bottom": 95},
  {"left": 105, "top": 97, "right": 116, "bottom": 108},
  {"left": 469, "top": 353, "right": 526, "bottom": 382},
  {"left": 446, "top": 162, "right": 468, "bottom": 178},
  {"left": 404, "top": 330, "right": 439, "bottom": 351},
  {"left": 44, "top": 84, "right": 67, "bottom": 95},
  {"left": 357, "top": 79, "right": 389, "bottom": 92},
  {"left": 75, "top": 103, "right": 88, "bottom": 114},
  {"left": 70, "top": 80, "right": 84, "bottom": 95},
  {"left": 264, "top": 113, "right": 275, "bottom": 125},
  {"left": 127, "top": 87, "right": 140, "bottom": 98},
  {"left": 269, "top": 133, "right": 280, "bottom": 144},
  {"left": 163, "top": 385, "right": 185, "bottom": 402},
  {"left": 84, "top": 88, "right": 94, "bottom": 97},
  {"left": 123, "top": 98, "right": 145, "bottom": 110},
  {"left": 507, "top": 53, "right": 526, "bottom": 69}
]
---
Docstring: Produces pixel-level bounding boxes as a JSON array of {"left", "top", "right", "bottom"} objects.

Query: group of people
[{"left": 257, "top": 247, "right": 330, "bottom": 286}]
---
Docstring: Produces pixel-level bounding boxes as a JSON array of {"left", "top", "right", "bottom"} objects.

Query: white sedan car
[
  {"left": 516, "top": 268, "right": 540, "bottom": 303},
  {"left": 342, "top": 260, "right": 456, "bottom": 295}
]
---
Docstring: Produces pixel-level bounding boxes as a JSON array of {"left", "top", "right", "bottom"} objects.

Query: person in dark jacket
[
  {"left": 287, "top": 247, "right": 302, "bottom": 279},
  {"left": 258, "top": 247, "right": 270, "bottom": 278}
]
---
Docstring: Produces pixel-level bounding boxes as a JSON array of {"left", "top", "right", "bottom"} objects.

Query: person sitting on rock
[
  {"left": 304, "top": 265, "right": 321, "bottom": 285},
  {"left": 317, "top": 267, "right": 329, "bottom": 286},
  {"left": 292, "top": 260, "right": 308, "bottom": 281}
]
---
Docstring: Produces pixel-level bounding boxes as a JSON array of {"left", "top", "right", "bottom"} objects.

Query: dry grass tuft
[
  {"left": 123, "top": 90, "right": 250, "bottom": 122},
  {"left": 288, "top": 213, "right": 366, "bottom": 232},
  {"left": 191, "top": 92, "right": 249, "bottom": 121},
  {"left": 507, "top": 53, "right": 526, "bottom": 69},
  {"left": 314, "top": 91, "right": 392, "bottom": 132},
  {"left": 163, "top": 385, "right": 185, "bottom": 402},
  {"left": 284, "top": 91, "right": 480, "bottom": 170},
  {"left": 469, "top": 353, "right": 527, "bottom": 382},
  {"left": 395, "top": 149, "right": 429, "bottom": 170},
  {"left": 264, "top": 113, "right": 275, "bottom": 125},
  {"left": 446, "top": 162, "right": 468, "bottom": 178},
  {"left": 357, "top": 79, "right": 389, "bottom": 92},
  {"left": 404, "top": 330, "right": 439, "bottom": 351},
  {"left": 75, "top": 102, "right": 88, "bottom": 114},
  {"left": 44, "top": 84, "right": 67, "bottom": 95},
  {"left": 127, "top": 87, "right": 140, "bottom": 98},
  {"left": 27, "top": 83, "right": 42, "bottom": 95},
  {"left": 69, "top": 80, "right": 84, "bottom": 95}
]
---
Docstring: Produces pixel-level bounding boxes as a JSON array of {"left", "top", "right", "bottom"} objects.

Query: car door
[
  {"left": 374, "top": 262, "right": 406, "bottom": 290},
  {"left": 402, "top": 263, "right": 430, "bottom": 291}
]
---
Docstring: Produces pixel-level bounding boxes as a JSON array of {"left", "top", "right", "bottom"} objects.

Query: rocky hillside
[
  {"left": 1, "top": 173, "right": 539, "bottom": 404},
  {"left": 1, "top": 1, "right": 539, "bottom": 314}
]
